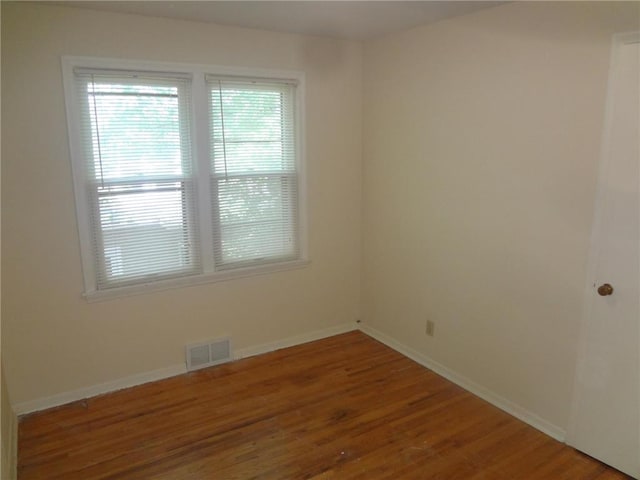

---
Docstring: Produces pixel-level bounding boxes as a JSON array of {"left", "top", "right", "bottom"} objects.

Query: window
[
  {"left": 63, "top": 58, "right": 306, "bottom": 299},
  {"left": 208, "top": 77, "right": 299, "bottom": 269}
]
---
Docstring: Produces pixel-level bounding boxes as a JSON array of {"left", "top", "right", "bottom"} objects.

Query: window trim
[{"left": 62, "top": 56, "right": 308, "bottom": 301}]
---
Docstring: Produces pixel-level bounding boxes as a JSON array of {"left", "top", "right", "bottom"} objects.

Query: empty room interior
[{"left": 1, "top": 1, "right": 639, "bottom": 478}]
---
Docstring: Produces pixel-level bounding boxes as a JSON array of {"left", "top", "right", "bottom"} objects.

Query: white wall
[
  {"left": 3, "top": 0, "right": 639, "bottom": 440},
  {"left": 1, "top": 3, "right": 362, "bottom": 406},
  {"left": 1, "top": 367, "right": 16, "bottom": 480},
  {"left": 362, "top": 1, "right": 639, "bottom": 431},
  {"left": 0, "top": 4, "right": 16, "bottom": 471}
]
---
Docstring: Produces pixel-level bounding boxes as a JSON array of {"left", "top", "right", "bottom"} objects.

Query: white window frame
[{"left": 62, "top": 56, "right": 308, "bottom": 301}]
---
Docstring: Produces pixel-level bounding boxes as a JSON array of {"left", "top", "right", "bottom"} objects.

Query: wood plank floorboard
[{"left": 18, "top": 331, "right": 630, "bottom": 479}]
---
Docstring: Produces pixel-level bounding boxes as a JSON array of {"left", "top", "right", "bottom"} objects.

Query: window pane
[
  {"left": 210, "top": 86, "right": 295, "bottom": 175},
  {"left": 208, "top": 79, "right": 299, "bottom": 269},
  {"left": 215, "top": 175, "right": 298, "bottom": 265},
  {"left": 97, "top": 183, "right": 196, "bottom": 284},
  {"left": 88, "top": 81, "right": 186, "bottom": 180}
]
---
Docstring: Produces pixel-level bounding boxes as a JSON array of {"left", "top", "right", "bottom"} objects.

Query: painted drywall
[
  {"left": 1, "top": 367, "right": 16, "bottom": 480},
  {"left": 1, "top": 2, "right": 362, "bottom": 405},
  {"left": 362, "top": 1, "right": 639, "bottom": 431},
  {"left": 3, "top": 0, "right": 638, "bottom": 442},
  {"left": 0, "top": 20, "right": 14, "bottom": 467}
]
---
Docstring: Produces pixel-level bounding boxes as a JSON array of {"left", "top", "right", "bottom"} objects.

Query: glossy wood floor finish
[{"left": 19, "top": 331, "right": 629, "bottom": 479}]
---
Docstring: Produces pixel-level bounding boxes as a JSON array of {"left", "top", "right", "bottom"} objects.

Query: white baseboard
[
  {"left": 14, "top": 364, "right": 187, "bottom": 416},
  {"left": 234, "top": 322, "right": 357, "bottom": 360},
  {"left": 359, "top": 324, "right": 567, "bottom": 442},
  {"left": 14, "top": 322, "right": 357, "bottom": 416}
]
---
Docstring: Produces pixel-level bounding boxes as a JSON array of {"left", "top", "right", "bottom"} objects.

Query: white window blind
[
  {"left": 207, "top": 77, "right": 299, "bottom": 269},
  {"left": 74, "top": 70, "right": 200, "bottom": 289},
  {"left": 65, "top": 59, "right": 306, "bottom": 298}
]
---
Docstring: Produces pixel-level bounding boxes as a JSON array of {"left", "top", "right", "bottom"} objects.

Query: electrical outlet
[{"left": 426, "top": 320, "right": 435, "bottom": 337}]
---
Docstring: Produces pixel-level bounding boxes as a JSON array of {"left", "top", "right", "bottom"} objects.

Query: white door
[{"left": 567, "top": 32, "right": 640, "bottom": 479}]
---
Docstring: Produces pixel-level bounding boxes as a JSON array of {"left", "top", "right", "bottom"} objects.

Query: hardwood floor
[{"left": 18, "top": 331, "right": 629, "bottom": 479}]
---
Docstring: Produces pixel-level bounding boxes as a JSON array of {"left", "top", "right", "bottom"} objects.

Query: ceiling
[{"left": 54, "top": 1, "right": 504, "bottom": 40}]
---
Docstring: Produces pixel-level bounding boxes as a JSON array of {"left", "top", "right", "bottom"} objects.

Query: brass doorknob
[{"left": 597, "top": 283, "right": 614, "bottom": 296}]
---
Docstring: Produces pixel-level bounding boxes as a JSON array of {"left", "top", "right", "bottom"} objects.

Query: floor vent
[{"left": 186, "top": 337, "right": 232, "bottom": 372}]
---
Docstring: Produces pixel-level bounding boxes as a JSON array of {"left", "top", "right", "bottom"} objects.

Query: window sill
[{"left": 83, "top": 259, "right": 310, "bottom": 303}]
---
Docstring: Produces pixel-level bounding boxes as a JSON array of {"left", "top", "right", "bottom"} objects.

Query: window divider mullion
[{"left": 192, "top": 72, "right": 215, "bottom": 273}]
